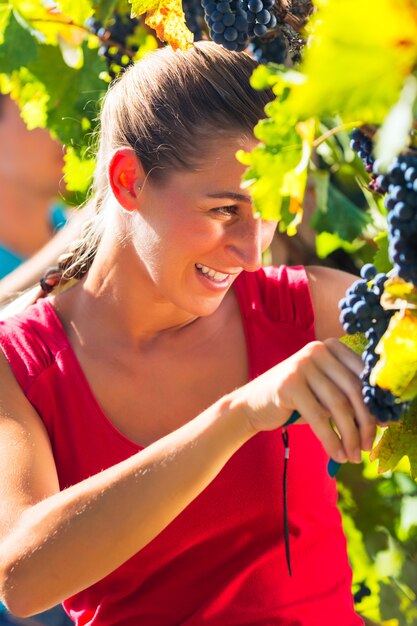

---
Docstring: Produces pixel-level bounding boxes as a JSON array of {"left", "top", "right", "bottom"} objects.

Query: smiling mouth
[{"left": 195, "top": 263, "right": 231, "bottom": 283}]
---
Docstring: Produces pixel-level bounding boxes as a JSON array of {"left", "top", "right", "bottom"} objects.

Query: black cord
[{"left": 281, "top": 427, "right": 292, "bottom": 576}]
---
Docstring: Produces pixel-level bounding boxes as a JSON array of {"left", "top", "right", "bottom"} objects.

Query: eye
[{"left": 212, "top": 205, "right": 239, "bottom": 217}]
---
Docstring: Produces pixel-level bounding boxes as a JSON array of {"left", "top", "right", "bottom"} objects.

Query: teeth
[{"left": 196, "top": 264, "right": 229, "bottom": 282}]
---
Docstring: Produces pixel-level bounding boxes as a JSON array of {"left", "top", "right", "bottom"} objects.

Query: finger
[
  {"left": 304, "top": 365, "right": 362, "bottom": 463},
  {"left": 287, "top": 364, "right": 348, "bottom": 464},
  {"left": 320, "top": 339, "right": 376, "bottom": 451},
  {"left": 323, "top": 337, "right": 364, "bottom": 376}
]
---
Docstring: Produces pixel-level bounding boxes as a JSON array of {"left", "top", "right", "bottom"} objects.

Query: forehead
[{"left": 188, "top": 134, "right": 256, "bottom": 175}]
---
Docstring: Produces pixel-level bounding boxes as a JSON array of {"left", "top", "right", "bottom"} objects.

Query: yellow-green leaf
[
  {"left": 340, "top": 333, "right": 367, "bottom": 355},
  {"left": 55, "top": 0, "right": 94, "bottom": 27},
  {"left": 289, "top": 0, "right": 417, "bottom": 124},
  {"left": 12, "top": 1, "right": 87, "bottom": 46},
  {"left": 370, "top": 421, "right": 417, "bottom": 479},
  {"left": 371, "top": 310, "right": 417, "bottom": 399},
  {"left": 280, "top": 117, "right": 315, "bottom": 219},
  {"left": 63, "top": 146, "right": 95, "bottom": 193},
  {"left": 0, "top": 4, "right": 11, "bottom": 45}
]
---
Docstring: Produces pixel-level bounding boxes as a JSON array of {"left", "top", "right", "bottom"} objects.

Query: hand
[{"left": 231, "top": 338, "right": 376, "bottom": 465}]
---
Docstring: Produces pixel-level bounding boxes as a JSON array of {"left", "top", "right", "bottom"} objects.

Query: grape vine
[{"left": 339, "top": 263, "right": 410, "bottom": 423}]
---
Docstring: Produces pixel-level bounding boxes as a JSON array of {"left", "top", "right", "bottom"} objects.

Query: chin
[{"left": 187, "top": 295, "right": 226, "bottom": 318}]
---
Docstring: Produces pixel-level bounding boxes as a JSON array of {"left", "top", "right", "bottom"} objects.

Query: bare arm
[
  {"left": 0, "top": 330, "right": 375, "bottom": 616},
  {"left": 0, "top": 353, "right": 250, "bottom": 616},
  {"left": 306, "top": 265, "right": 357, "bottom": 341}
]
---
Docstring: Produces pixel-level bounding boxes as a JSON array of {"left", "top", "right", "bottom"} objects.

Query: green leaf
[
  {"left": 26, "top": 42, "right": 106, "bottom": 148},
  {"left": 0, "top": 10, "right": 38, "bottom": 72},
  {"left": 373, "top": 232, "right": 392, "bottom": 274},
  {"left": 310, "top": 181, "right": 370, "bottom": 242},
  {"left": 92, "top": 0, "right": 119, "bottom": 25},
  {"left": 314, "top": 231, "right": 362, "bottom": 258}
]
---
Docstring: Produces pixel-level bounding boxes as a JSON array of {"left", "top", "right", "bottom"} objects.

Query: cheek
[{"left": 262, "top": 221, "right": 278, "bottom": 251}]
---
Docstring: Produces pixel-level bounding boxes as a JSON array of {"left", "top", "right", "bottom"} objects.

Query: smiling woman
[{"left": 0, "top": 42, "right": 375, "bottom": 626}]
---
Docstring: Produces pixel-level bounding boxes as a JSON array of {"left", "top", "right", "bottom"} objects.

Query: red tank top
[{"left": 0, "top": 266, "right": 362, "bottom": 626}]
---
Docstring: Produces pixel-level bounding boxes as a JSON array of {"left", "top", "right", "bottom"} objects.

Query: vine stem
[{"left": 312, "top": 121, "right": 364, "bottom": 147}]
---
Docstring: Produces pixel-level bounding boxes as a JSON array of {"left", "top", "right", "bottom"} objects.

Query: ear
[{"left": 108, "top": 147, "right": 145, "bottom": 211}]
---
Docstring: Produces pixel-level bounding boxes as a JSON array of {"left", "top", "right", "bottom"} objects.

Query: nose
[{"left": 226, "top": 214, "right": 274, "bottom": 273}]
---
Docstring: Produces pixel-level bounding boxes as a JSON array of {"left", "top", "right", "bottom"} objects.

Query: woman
[{"left": 0, "top": 42, "right": 374, "bottom": 625}]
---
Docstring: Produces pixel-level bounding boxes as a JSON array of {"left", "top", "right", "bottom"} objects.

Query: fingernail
[
  {"left": 353, "top": 448, "right": 362, "bottom": 463},
  {"left": 335, "top": 450, "right": 347, "bottom": 463}
]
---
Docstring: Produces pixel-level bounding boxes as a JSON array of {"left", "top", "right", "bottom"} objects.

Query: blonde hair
[{"left": 1, "top": 42, "right": 274, "bottom": 318}]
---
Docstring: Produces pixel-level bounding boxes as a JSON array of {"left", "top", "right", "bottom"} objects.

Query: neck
[
  {"left": 65, "top": 223, "right": 199, "bottom": 345},
  {"left": 0, "top": 175, "right": 54, "bottom": 257}
]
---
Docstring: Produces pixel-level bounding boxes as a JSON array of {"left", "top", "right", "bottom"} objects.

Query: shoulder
[
  {"left": 305, "top": 265, "right": 357, "bottom": 340},
  {"left": 0, "top": 299, "right": 61, "bottom": 394}
]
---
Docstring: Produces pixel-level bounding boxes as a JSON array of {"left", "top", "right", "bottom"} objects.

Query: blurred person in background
[
  {"left": 0, "top": 95, "right": 67, "bottom": 279},
  {"left": 0, "top": 95, "right": 72, "bottom": 626}
]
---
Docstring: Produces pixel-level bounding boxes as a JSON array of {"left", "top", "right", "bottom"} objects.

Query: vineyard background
[{"left": 1, "top": 0, "right": 417, "bottom": 623}]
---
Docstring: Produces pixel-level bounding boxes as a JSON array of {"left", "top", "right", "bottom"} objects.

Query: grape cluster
[
  {"left": 203, "top": 0, "right": 250, "bottom": 51},
  {"left": 351, "top": 129, "right": 417, "bottom": 287},
  {"left": 249, "top": 32, "right": 288, "bottom": 64},
  {"left": 86, "top": 14, "right": 138, "bottom": 79},
  {"left": 350, "top": 129, "right": 374, "bottom": 173},
  {"left": 383, "top": 153, "right": 417, "bottom": 287},
  {"left": 183, "top": 0, "right": 205, "bottom": 40},
  {"left": 350, "top": 128, "right": 388, "bottom": 195},
  {"left": 339, "top": 263, "right": 408, "bottom": 422},
  {"left": 353, "top": 582, "right": 372, "bottom": 604},
  {"left": 247, "top": 0, "right": 277, "bottom": 38}
]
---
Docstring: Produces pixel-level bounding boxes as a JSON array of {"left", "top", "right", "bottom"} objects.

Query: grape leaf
[
  {"left": 26, "top": 42, "right": 106, "bottom": 148},
  {"left": 310, "top": 181, "right": 370, "bottom": 242},
  {"left": 373, "top": 232, "right": 392, "bottom": 274},
  {"left": 129, "top": 0, "right": 192, "bottom": 50},
  {"left": 371, "top": 310, "right": 417, "bottom": 400},
  {"left": 0, "top": 10, "right": 38, "bottom": 72},
  {"left": 370, "top": 400, "right": 417, "bottom": 479},
  {"left": 280, "top": 117, "right": 315, "bottom": 233},
  {"left": 55, "top": 0, "right": 94, "bottom": 27},
  {"left": 236, "top": 99, "right": 306, "bottom": 227},
  {"left": 315, "top": 232, "right": 362, "bottom": 258},
  {"left": 249, "top": 63, "right": 305, "bottom": 94},
  {"left": 63, "top": 146, "right": 95, "bottom": 193},
  {"left": 382, "top": 277, "right": 417, "bottom": 310},
  {"left": 0, "top": 67, "right": 49, "bottom": 128},
  {"left": 13, "top": 0, "right": 86, "bottom": 48},
  {"left": 340, "top": 333, "right": 367, "bottom": 356},
  {"left": 289, "top": 0, "right": 417, "bottom": 124},
  {"left": 91, "top": 0, "right": 119, "bottom": 25}
]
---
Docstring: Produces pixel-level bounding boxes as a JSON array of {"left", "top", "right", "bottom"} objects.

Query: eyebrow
[{"left": 206, "top": 192, "right": 252, "bottom": 203}]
